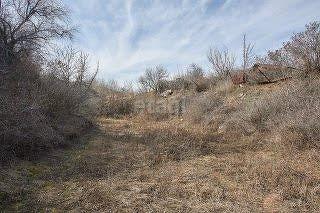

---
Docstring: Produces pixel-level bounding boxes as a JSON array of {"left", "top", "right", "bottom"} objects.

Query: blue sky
[{"left": 64, "top": 0, "right": 320, "bottom": 83}]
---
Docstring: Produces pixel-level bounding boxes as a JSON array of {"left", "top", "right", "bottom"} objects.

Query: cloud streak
[{"left": 64, "top": 0, "right": 320, "bottom": 82}]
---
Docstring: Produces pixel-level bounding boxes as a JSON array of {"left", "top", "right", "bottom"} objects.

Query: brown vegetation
[
  {"left": 1, "top": 1, "right": 320, "bottom": 211},
  {"left": 139, "top": 65, "right": 168, "bottom": 93},
  {"left": 207, "top": 47, "right": 236, "bottom": 79},
  {"left": 96, "top": 80, "right": 135, "bottom": 118},
  {"left": 0, "top": 0, "right": 97, "bottom": 161},
  {"left": 2, "top": 104, "right": 320, "bottom": 211}
]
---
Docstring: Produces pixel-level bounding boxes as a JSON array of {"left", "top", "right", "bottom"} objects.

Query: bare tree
[
  {"left": 76, "top": 52, "right": 89, "bottom": 86},
  {"left": 187, "top": 63, "right": 204, "bottom": 80},
  {"left": 242, "top": 34, "right": 254, "bottom": 71},
  {"left": 139, "top": 65, "right": 168, "bottom": 93},
  {"left": 47, "top": 45, "right": 98, "bottom": 90},
  {"left": 0, "top": 0, "right": 73, "bottom": 65},
  {"left": 48, "top": 45, "right": 77, "bottom": 86},
  {"left": 266, "top": 49, "right": 295, "bottom": 67},
  {"left": 207, "top": 47, "right": 236, "bottom": 78}
]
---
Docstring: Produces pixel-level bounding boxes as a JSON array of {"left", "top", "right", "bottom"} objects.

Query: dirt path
[
  {"left": 1, "top": 118, "right": 147, "bottom": 211},
  {"left": 1, "top": 118, "right": 319, "bottom": 212}
]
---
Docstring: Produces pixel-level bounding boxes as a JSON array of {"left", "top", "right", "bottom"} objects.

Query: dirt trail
[
  {"left": 1, "top": 118, "right": 167, "bottom": 211},
  {"left": 1, "top": 118, "right": 319, "bottom": 212}
]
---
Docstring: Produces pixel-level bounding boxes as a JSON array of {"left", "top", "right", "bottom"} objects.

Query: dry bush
[
  {"left": 0, "top": 94, "right": 63, "bottom": 161},
  {"left": 0, "top": 64, "right": 63, "bottom": 161},
  {"left": 284, "top": 22, "right": 320, "bottom": 73},
  {"left": 139, "top": 65, "right": 168, "bottom": 93},
  {"left": 0, "top": 0, "right": 98, "bottom": 161},
  {"left": 0, "top": 55, "right": 97, "bottom": 161},
  {"left": 207, "top": 47, "right": 236, "bottom": 79},
  {"left": 100, "top": 96, "right": 134, "bottom": 118},
  {"left": 185, "top": 63, "right": 209, "bottom": 92},
  {"left": 94, "top": 80, "right": 134, "bottom": 118},
  {"left": 194, "top": 79, "right": 209, "bottom": 92},
  {"left": 213, "top": 78, "right": 236, "bottom": 94},
  {"left": 40, "top": 79, "right": 98, "bottom": 120},
  {"left": 41, "top": 77, "right": 83, "bottom": 116},
  {"left": 265, "top": 21, "right": 320, "bottom": 75},
  {"left": 165, "top": 64, "right": 209, "bottom": 93},
  {"left": 185, "top": 74, "right": 320, "bottom": 148},
  {"left": 206, "top": 74, "right": 221, "bottom": 90},
  {"left": 41, "top": 45, "right": 99, "bottom": 119},
  {"left": 185, "top": 92, "right": 224, "bottom": 124},
  {"left": 234, "top": 77, "right": 320, "bottom": 149},
  {"left": 166, "top": 76, "right": 192, "bottom": 91},
  {"left": 184, "top": 78, "right": 236, "bottom": 125}
]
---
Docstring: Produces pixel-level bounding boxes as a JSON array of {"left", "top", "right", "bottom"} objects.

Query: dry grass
[
  {"left": 2, "top": 75, "right": 320, "bottom": 212},
  {"left": 1, "top": 112, "right": 319, "bottom": 212}
]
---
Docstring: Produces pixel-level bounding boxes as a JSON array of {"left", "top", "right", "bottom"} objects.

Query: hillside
[{"left": 1, "top": 79, "right": 320, "bottom": 212}]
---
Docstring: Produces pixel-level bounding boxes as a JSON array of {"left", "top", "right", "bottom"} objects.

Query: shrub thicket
[{"left": 0, "top": 1, "right": 97, "bottom": 161}]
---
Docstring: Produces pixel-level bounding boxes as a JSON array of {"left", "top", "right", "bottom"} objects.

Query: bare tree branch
[
  {"left": 47, "top": 45, "right": 98, "bottom": 90},
  {"left": 0, "top": 0, "right": 74, "bottom": 65},
  {"left": 242, "top": 34, "right": 254, "bottom": 71},
  {"left": 139, "top": 65, "right": 168, "bottom": 93},
  {"left": 207, "top": 47, "right": 236, "bottom": 79}
]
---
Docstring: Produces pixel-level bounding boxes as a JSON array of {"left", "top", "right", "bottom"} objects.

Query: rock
[{"left": 160, "top": 89, "right": 173, "bottom": 98}]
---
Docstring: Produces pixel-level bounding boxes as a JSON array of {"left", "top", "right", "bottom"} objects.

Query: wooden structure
[
  {"left": 231, "top": 64, "right": 295, "bottom": 85},
  {"left": 250, "top": 63, "right": 293, "bottom": 84}
]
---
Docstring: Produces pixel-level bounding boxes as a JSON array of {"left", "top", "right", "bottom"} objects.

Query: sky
[{"left": 64, "top": 0, "right": 320, "bottom": 83}]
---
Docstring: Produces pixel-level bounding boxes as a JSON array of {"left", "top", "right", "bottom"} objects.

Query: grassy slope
[{"left": 1, "top": 83, "right": 320, "bottom": 212}]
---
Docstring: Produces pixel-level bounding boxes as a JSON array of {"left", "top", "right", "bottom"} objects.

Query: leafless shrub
[
  {"left": 206, "top": 73, "right": 221, "bottom": 89},
  {"left": 185, "top": 92, "right": 225, "bottom": 123},
  {"left": 213, "top": 78, "right": 236, "bottom": 94},
  {"left": 47, "top": 45, "right": 98, "bottom": 89},
  {"left": 139, "top": 65, "right": 168, "bottom": 93},
  {"left": 99, "top": 95, "right": 134, "bottom": 118},
  {"left": 40, "top": 77, "right": 85, "bottom": 116},
  {"left": 0, "top": 47, "right": 97, "bottom": 161},
  {"left": 187, "top": 63, "right": 204, "bottom": 80},
  {"left": 0, "top": 0, "right": 97, "bottom": 161},
  {"left": 284, "top": 22, "right": 320, "bottom": 73},
  {"left": 236, "top": 77, "right": 320, "bottom": 149},
  {"left": 262, "top": 22, "right": 320, "bottom": 76},
  {"left": 0, "top": 64, "right": 64, "bottom": 161},
  {"left": 0, "top": 101, "right": 64, "bottom": 161},
  {"left": 186, "top": 63, "right": 208, "bottom": 92},
  {"left": 0, "top": 55, "right": 97, "bottom": 161},
  {"left": 166, "top": 64, "right": 209, "bottom": 92},
  {"left": 42, "top": 45, "right": 99, "bottom": 117},
  {"left": 207, "top": 47, "right": 236, "bottom": 79},
  {"left": 95, "top": 80, "right": 134, "bottom": 118},
  {"left": 266, "top": 49, "right": 295, "bottom": 67},
  {"left": 167, "top": 73, "right": 194, "bottom": 92}
]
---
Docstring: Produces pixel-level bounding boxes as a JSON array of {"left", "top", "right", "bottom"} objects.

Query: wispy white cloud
[{"left": 64, "top": 0, "right": 320, "bottom": 82}]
